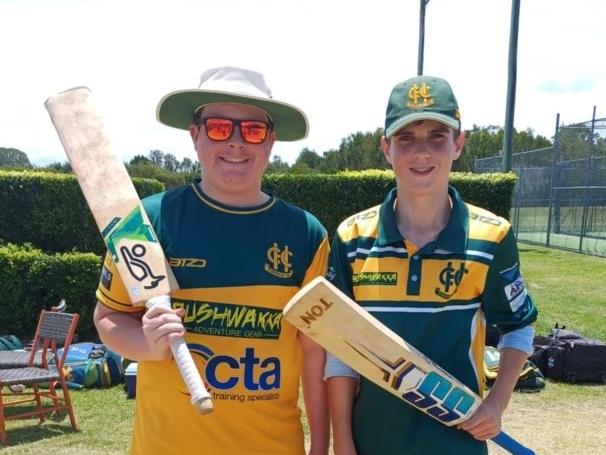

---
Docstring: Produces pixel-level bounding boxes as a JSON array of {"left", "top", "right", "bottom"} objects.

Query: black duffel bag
[{"left": 530, "top": 324, "right": 606, "bottom": 383}]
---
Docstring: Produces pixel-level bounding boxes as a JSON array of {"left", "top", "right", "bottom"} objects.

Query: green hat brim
[
  {"left": 156, "top": 90, "right": 308, "bottom": 141},
  {"left": 386, "top": 112, "right": 460, "bottom": 138}
]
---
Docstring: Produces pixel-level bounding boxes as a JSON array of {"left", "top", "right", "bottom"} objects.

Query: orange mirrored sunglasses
[{"left": 199, "top": 117, "right": 272, "bottom": 145}]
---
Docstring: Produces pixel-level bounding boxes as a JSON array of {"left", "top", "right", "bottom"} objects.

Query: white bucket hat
[{"left": 156, "top": 67, "right": 308, "bottom": 141}]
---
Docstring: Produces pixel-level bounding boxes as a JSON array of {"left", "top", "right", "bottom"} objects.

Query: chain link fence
[{"left": 474, "top": 114, "right": 606, "bottom": 257}]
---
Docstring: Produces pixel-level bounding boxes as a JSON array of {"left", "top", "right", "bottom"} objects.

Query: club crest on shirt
[
  {"left": 264, "top": 242, "right": 293, "bottom": 278},
  {"left": 435, "top": 261, "right": 468, "bottom": 299}
]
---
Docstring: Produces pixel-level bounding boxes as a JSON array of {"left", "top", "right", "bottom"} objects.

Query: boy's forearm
[
  {"left": 93, "top": 302, "right": 160, "bottom": 361},
  {"left": 327, "top": 376, "right": 358, "bottom": 455},
  {"left": 488, "top": 347, "right": 529, "bottom": 412},
  {"left": 300, "top": 334, "right": 330, "bottom": 455}
]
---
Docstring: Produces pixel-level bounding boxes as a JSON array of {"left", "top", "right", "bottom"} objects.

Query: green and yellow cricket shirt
[
  {"left": 96, "top": 181, "right": 328, "bottom": 455},
  {"left": 328, "top": 186, "right": 537, "bottom": 455}
]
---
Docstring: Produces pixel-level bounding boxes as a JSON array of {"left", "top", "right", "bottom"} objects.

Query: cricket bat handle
[
  {"left": 493, "top": 431, "right": 535, "bottom": 455},
  {"left": 146, "top": 295, "right": 213, "bottom": 414}
]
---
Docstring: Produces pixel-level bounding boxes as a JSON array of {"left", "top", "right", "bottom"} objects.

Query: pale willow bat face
[{"left": 189, "top": 103, "right": 275, "bottom": 206}]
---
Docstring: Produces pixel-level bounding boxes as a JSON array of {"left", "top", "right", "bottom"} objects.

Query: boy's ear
[
  {"left": 189, "top": 124, "right": 200, "bottom": 144},
  {"left": 453, "top": 130, "right": 465, "bottom": 160},
  {"left": 381, "top": 136, "right": 392, "bottom": 165}
]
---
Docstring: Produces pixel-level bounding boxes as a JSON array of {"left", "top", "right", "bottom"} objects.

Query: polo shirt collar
[{"left": 375, "top": 186, "right": 469, "bottom": 253}]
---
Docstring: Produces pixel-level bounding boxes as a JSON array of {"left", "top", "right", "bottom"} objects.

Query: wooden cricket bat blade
[
  {"left": 45, "top": 87, "right": 213, "bottom": 414},
  {"left": 284, "top": 277, "right": 535, "bottom": 455}
]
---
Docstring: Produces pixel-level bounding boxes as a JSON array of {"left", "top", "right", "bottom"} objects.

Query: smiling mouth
[
  {"left": 410, "top": 166, "right": 435, "bottom": 175},
  {"left": 221, "top": 156, "right": 248, "bottom": 164}
]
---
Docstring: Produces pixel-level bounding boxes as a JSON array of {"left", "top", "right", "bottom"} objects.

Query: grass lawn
[{"left": 1, "top": 244, "right": 604, "bottom": 454}]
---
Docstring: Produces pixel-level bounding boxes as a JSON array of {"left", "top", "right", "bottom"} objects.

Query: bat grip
[
  {"left": 146, "top": 295, "right": 213, "bottom": 415},
  {"left": 492, "top": 431, "right": 535, "bottom": 455}
]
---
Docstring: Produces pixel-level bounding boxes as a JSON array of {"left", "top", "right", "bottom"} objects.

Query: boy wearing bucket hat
[
  {"left": 324, "top": 75, "right": 537, "bottom": 454},
  {"left": 94, "top": 67, "right": 329, "bottom": 455}
]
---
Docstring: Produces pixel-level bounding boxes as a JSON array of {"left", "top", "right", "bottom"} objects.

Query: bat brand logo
[
  {"left": 435, "top": 261, "right": 468, "bottom": 299},
  {"left": 265, "top": 243, "right": 293, "bottom": 278},
  {"left": 344, "top": 339, "right": 475, "bottom": 424},
  {"left": 189, "top": 344, "right": 280, "bottom": 392},
  {"left": 120, "top": 244, "right": 166, "bottom": 289},
  {"left": 299, "top": 298, "right": 333, "bottom": 325},
  {"left": 399, "top": 371, "right": 475, "bottom": 423}
]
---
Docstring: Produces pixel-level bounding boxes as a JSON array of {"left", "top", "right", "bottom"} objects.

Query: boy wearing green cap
[{"left": 325, "top": 75, "right": 537, "bottom": 454}]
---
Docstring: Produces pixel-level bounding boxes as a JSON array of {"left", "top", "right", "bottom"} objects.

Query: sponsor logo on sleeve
[
  {"left": 326, "top": 266, "right": 336, "bottom": 281},
  {"left": 100, "top": 266, "right": 113, "bottom": 291},
  {"left": 500, "top": 264, "right": 529, "bottom": 313}
]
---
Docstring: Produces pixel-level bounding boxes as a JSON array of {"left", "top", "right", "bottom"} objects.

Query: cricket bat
[
  {"left": 284, "top": 277, "right": 535, "bottom": 455},
  {"left": 44, "top": 87, "right": 213, "bottom": 414}
]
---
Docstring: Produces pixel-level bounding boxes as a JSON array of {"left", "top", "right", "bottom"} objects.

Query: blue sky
[{"left": 1, "top": 0, "right": 605, "bottom": 166}]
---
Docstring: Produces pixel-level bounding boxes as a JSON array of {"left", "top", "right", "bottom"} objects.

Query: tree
[
  {"left": 129, "top": 154, "right": 153, "bottom": 166},
  {"left": 0, "top": 147, "right": 32, "bottom": 168},
  {"left": 42, "top": 161, "right": 72, "bottom": 173},
  {"left": 454, "top": 125, "right": 552, "bottom": 172},
  {"left": 289, "top": 161, "right": 313, "bottom": 174},
  {"left": 163, "top": 153, "right": 179, "bottom": 172},
  {"left": 294, "top": 148, "right": 322, "bottom": 171},
  {"left": 334, "top": 128, "right": 387, "bottom": 171},
  {"left": 266, "top": 155, "right": 290, "bottom": 174},
  {"left": 148, "top": 150, "right": 165, "bottom": 167}
]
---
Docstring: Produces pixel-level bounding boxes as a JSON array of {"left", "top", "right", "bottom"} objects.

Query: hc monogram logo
[
  {"left": 435, "top": 261, "right": 468, "bottom": 299},
  {"left": 264, "top": 243, "right": 294, "bottom": 278},
  {"left": 407, "top": 82, "right": 434, "bottom": 109}
]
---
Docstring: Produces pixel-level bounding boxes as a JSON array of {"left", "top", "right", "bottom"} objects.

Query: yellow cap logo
[{"left": 407, "top": 82, "right": 433, "bottom": 109}]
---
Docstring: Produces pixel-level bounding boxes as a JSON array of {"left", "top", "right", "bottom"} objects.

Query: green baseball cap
[{"left": 384, "top": 75, "right": 461, "bottom": 138}]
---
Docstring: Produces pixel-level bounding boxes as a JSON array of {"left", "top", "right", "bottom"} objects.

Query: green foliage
[
  {"left": 127, "top": 163, "right": 194, "bottom": 189},
  {"left": 0, "top": 170, "right": 164, "bottom": 254},
  {"left": 453, "top": 125, "right": 552, "bottom": 171},
  {"left": 0, "top": 244, "right": 101, "bottom": 335},
  {"left": 263, "top": 171, "right": 516, "bottom": 239},
  {"left": 266, "top": 155, "right": 291, "bottom": 174},
  {"left": 0, "top": 147, "right": 32, "bottom": 169},
  {"left": 320, "top": 128, "right": 388, "bottom": 173}
]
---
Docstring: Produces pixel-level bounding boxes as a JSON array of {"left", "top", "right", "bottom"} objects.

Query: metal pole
[
  {"left": 546, "top": 113, "right": 560, "bottom": 247},
  {"left": 579, "top": 106, "right": 597, "bottom": 252},
  {"left": 418, "top": 0, "right": 429, "bottom": 76},
  {"left": 503, "top": 0, "right": 521, "bottom": 172}
]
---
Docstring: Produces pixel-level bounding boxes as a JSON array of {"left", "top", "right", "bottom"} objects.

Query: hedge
[
  {"left": 0, "top": 170, "right": 515, "bottom": 334},
  {"left": 263, "top": 170, "right": 517, "bottom": 239},
  {"left": 0, "top": 170, "right": 164, "bottom": 254},
  {"left": 0, "top": 244, "right": 101, "bottom": 336}
]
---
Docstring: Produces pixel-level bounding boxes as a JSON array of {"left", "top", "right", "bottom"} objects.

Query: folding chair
[
  {"left": 0, "top": 310, "right": 79, "bottom": 445},
  {"left": 0, "top": 300, "right": 67, "bottom": 370}
]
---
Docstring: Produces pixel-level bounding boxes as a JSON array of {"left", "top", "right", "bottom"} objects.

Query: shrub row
[
  {"left": 264, "top": 170, "right": 517, "bottom": 238},
  {"left": 0, "top": 170, "right": 164, "bottom": 255},
  {"left": 0, "top": 170, "right": 515, "bottom": 334},
  {"left": 0, "top": 244, "right": 100, "bottom": 336}
]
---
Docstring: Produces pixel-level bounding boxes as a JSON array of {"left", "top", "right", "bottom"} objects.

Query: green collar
[{"left": 376, "top": 186, "right": 469, "bottom": 253}]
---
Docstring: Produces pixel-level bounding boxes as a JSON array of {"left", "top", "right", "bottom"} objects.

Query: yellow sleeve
[
  {"left": 301, "top": 236, "right": 330, "bottom": 287},
  {"left": 95, "top": 252, "right": 142, "bottom": 313}
]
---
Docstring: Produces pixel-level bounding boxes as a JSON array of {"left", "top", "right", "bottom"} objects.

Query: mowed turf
[{"left": 1, "top": 244, "right": 604, "bottom": 454}]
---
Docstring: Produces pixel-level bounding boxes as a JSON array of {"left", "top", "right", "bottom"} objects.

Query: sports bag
[
  {"left": 0, "top": 335, "right": 24, "bottom": 351},
  {"left": 530, "top": 324, "right": 606, "bottom": 383},
  {"left": 57, "top": 342, "right": 124, "bottom": 389}
]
